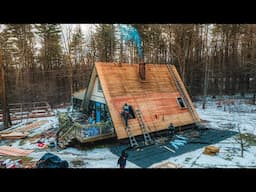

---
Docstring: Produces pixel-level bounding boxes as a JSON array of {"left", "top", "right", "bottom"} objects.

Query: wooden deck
[{"left": 76, "top": 132, "right": 116, "bottom": 143}]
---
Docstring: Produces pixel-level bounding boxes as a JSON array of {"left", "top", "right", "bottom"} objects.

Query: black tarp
[
  {"left": 36, "top": 153, "right": 69, "bottom": 168},
  {"left": 110, "top": 128, "right": 238, "bottom": 168}
]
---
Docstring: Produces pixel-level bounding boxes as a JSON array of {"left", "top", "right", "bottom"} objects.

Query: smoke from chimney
[
  {"left": 118, "top": 24, "right": 145, "bottom": 80},
  {"left": 118, "top": 24, "right": 143, "bottom": 59}
]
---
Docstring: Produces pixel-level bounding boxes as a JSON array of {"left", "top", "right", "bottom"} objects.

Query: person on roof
[
  {"left": 123, "top": 103, "right": 129, "bottom": 113},
  {"left": 123, "top": 103, "right": 130, "bottom": 127}
]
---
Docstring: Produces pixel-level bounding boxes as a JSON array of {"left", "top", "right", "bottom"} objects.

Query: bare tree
[
  {"left": 62, "top": 24, "right": 74, "bottom": 99},
  {"left": 202, "top": 25, "right": 209, "bottom": 109},
  {"left": 236, "top": 123, "right": 244, "bottom": 158},
  {"left": 0, "top": 48, "right": 12, "bottom": 129}
]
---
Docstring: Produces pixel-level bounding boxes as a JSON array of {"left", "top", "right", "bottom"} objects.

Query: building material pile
[
  {"left": 153, "top": 161, "right": 182, "bottom": 168},
  {"left": 0, "top": 120, "right": 48, "bottom": 134},
  {"left": 169, "top": 135, "right": 188, "bottom": 150},
  {"left": 15, "top": 120, "right": 48, "bottom": 132},
  {"left": 58, "top": 113, "right": 73, "bottom": 133},
  {"left": 0, "top": 159, "right": 23, "bottom": 168},
  {"left": 0, "top": 131, "right": 28, "bottom": 140},
  {"left": 0, "top": 146, "right": 33, "bottom": 156},
  {"left": 57, "top": 113, "right": 78, "bottom": 148},
  {"left": 0, "top": 120, "right": 48, "bottom": 140},
  {"left": 203, "top": 145, "right": 220, "bottom": 156}
]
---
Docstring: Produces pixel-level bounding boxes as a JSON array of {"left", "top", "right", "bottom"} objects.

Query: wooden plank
[
  {"left": 153, "top": 161, "right": 182, "bottom": 168},
  {"left": 163, "top": 145, "right": 176, "bottom": 153},
  {"left": 0, "top": 131, "right": 28, "bottom": 140},
  {"left": 0, "top": 146, "right": 33, "bottom": 156},
  {"left": 15, "top": 120, "right": 48, "bottom": 132}
]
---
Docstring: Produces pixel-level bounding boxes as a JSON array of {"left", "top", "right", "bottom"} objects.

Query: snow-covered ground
[
  {"left": 1, "top": 97, "right": 256, "bottom": 168},
  {"left": 151, "top": 98, "right": 256, "bottom": 168}
]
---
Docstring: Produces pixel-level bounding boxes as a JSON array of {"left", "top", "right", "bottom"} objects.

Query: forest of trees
[{"left": 1, "top": 24, "right": 256, "bottom": 107}]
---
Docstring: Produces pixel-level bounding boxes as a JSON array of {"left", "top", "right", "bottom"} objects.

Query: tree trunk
[
  {"left": 237, "top": 124, "right": 244, "bottom": 158},
  {"left": 0, "top": 49, "right": 12, "bottom": 129},
  {"left": 202, "top": 25, "right": 209, "bottom": 109}
]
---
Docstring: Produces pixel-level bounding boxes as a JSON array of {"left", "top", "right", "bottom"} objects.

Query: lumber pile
[
  {"left": 0, "top": 120, "right": 48, "bottom": 135},
  {"left": 203, "top": 145, "right": 220, "bottom": 156},
  {"left": 153, "top": 161, "right": 182, "bottom": 168},
  {"left": 15, "top": 120, "right": 48, "bottom": 132},
  {"left": 0, "top": 131, "right": 28, "bottom": 140},
  {"left": 0, "top": 146, "right": 33, "bottom": 156},
  {"left": 23, "top": 161, "right": 37, "bottom": 168}
]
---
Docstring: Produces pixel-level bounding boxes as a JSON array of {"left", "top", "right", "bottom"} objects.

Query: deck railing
[{"left": 75, "top": 122, "right": 115, "bottom": 142}]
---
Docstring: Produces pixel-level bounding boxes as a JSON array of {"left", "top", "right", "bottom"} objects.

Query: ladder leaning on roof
[
  {"left": 166, "top": 64, "right": 198, "bottom": 123},
  {"left": 121, "top": 112, "right": 139, "bottom": 148},
  {"left": 125, "top": 125, "right": 139, "bottom": 148},
  {"left": 135, "top": 109, "right": 154, "bottom": 145}
]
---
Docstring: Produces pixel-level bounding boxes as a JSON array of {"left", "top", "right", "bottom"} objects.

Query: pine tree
[
  {"left": 35, "top": 24, "right": 62, "bottom": 70},
  {"left": 70, "top": 25, "right": 85, "bottom": 66},
  {"left": 93, "top": 24, "right": 116, "bottom": 62}
]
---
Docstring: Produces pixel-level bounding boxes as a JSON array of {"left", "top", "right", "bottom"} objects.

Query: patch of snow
[
  {"left": 2, "top": 98, "right": 256, "bottom": 168},
  {"left": 60, "top": 147, "right": 86, "bottom": 156},
  {"left": 84, "top": 148, "right": 139, "bottom": 168},
  {"left": 151, "top": 98, "right": 256, "bottom": 168}
]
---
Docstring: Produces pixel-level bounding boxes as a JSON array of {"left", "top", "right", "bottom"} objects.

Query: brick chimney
[{"left": 139, "top": 62, "right": 146, "bottom": 80}]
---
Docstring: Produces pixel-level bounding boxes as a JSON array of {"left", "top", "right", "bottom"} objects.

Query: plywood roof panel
[{"left": 95, "top": 62, "right": 200, "bottom": 139}]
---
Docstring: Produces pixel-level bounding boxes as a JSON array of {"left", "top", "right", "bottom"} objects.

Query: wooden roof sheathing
[{"left": 95, "top": 62, "right": 200, "bottom": 139}]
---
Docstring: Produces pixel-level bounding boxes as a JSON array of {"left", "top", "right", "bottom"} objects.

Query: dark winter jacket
[
  {"left": 118, "top": 155, "right": 127, "bottom": 168},
  {"left": 118, "top": 151, "right": 128, "bottom": 168}
]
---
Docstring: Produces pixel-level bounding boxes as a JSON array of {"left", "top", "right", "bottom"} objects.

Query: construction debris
[
  {"left": 0, "top": 158, "right": 23, "bottom": 168},
  {"left": 0, "top": 120, "right": 48, "bottom": 134},
  {"left": 203, "top": 145, "right": 220, "bottom": 156},
  {"left": 169, "top": 135, "right": 188, "bottom": 150},
  {"left": 155, "top": 137, "right": 169, "bottom": 144},
  {"left": 15, "top": 120, "right": 48, "bottom": 132},
  {"left": 0, "top": 146, "right": 33, "bottom": 156},
  {"left": 0, "top": 131, "right": 28, "bottom": 140},
  {"left": 153, "top": 161, "right": 182, "bottom": 168},
  {"left": 162, "top": 145, "right": 176, "bottom": 153}
]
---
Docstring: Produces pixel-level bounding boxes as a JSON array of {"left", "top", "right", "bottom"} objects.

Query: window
[
  {"left": 177, "top": 97, "right": 186, "bottom": 109},
  {"left": 97, "top": 79, "right": 102, "bottom": 92}
]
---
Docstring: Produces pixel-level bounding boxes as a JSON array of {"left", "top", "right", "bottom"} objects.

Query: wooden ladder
[
  {"left": 166, "top": 64, "right": 198, "bottom": 123},
  {"left": 135, "top": 109, "right": 154, "bottom": 145}
]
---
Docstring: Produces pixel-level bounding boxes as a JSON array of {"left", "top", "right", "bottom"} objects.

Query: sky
[
  {"left": 80, "top": 24, "right": 95, "bottom": 34},
  {"left": 61, "top": 24, "right": 95, "bottom": 35}
]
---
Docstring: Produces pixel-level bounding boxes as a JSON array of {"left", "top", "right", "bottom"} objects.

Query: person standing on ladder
[{"left": 123, "top": 103, "right": 129, "bottom": 128}]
